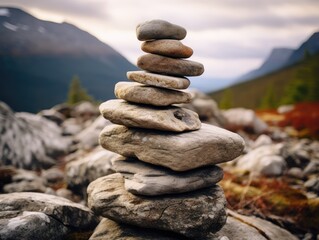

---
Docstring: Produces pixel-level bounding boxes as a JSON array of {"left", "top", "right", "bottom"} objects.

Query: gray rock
[
  {"left": 236, "top": 144, "right": 286, "bottom": 177},
  {"left": 223, "top": 108, "right": 268, "bottom": 134},
  {"left": 66, "top": 146, "right": 117, "bottom": 196},
  {"left": 223, "top": 210, "right": 298, "bottom": 240},
  {"left": 74, "top": 115, "right": 112, "bottom": 150},
  {"left": 100, "top": 123, "right": 245, "bottom": 171},
  {"left": 127, "top": 71, "right": 190, "bottom": 89},
  {"left": 0, "top": 211, "right": 69, "bottom": 240},
  {"left": 136, "top": 19, "right": 186, "bottom": 41},
  {"left": 0, "top": 192, "right": 99, "bottom": 239},
  {"left": 115, "top": 82, "right": 192, "bottom": 106},
  {"left": 73, "top": 101, "right": 99, "bottom": 122},
  {"left": 89, "top": 218, "right": 187, "bottom": 240},
  {"left": 62, "top": 118, "right": 83, "bottom": 136},
  {"left": 178, "top": 90, "right": 228, "bottom": 126},
  {"left": 137, "top": 53, "right": 204, "bottom": 77},
  {"left": 87, "top": 173, "right": 226, "bottom": 238},
  {"left": 112, "top": 157, "right": 224, "bottom": 196},
  {"left": 141, "top": 39, "right": 193, "bottom": 58},
  {"left": 252, "top": 134, "right": 273, "bottom": 149},
  {"left": 286, "top": 167, "right": 304, "bottom": 179},
  {"left": 99, "top": 99, "right": 201, "bottom": 132},
  {"left": 0, "top": 102, "right": 72, "bottom": 170},
  {"left": 3, "top": 169, "right": 47, "bottom": 193},
  {"left": 38, "top": 109, "right": 65, "bottom": 125},
  {"left": 304, "top": 178, "right": 319, "bottom": 194},
  {"left": 42, "top": 167, "right": 64, "bottom": 184},
  {"left": 303, "top": 160, "right": 319, "bottom": 175}
]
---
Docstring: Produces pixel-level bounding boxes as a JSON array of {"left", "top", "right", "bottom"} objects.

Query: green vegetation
[
  {"left": 219, "top": 89, "right": 233, "bottom": 109},
  {"left": 67, "top": 76, "right": 94, "bottom": 105},
  {"left": 210, "top": 53, "right": 319, "bottom": 109}
]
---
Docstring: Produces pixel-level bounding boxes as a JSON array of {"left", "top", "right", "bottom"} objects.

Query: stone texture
[
  {"left": 112, "top": 157, "right": 224, "bottom": 196},
  {"left": 136, "top": 19, "right": 186, "bottom": 41},
  {"left": 66, "top": 146, "right": 117, "bottom": 196},
  {"left": 89, "top": 218, "right": 186, "bottom": 240},
  {"left": 127, "top": 71, "right": 190, "bottom": 89},
  {"left": 141, "top": 39, "right": 193, "bottom": 58},
  {"left": 137, "top": 54, "right": 204, "bottom": 77},
  {"left": 100, "top": 123, "right": 245, "bottom": 171},
  {"left": 3, "top": 169, "right": 47, "bottom": 193},
  {"left": 115, "top": 82, "right": 192, "bottom": 106},
  {"left": 87, "top": 173, "right": 226, "bottom": 238},
  {"left": 0, "top": 101, "right": 72, "bottom": 170},
  {"left": 224, "top": 210, "right": 298, "bottom": 240},
  {"left": 0, "top": 192, "right": 99, "bottom": 239},
  {"left": 99, "top": 99, "right": 201, "bottom": 132},
  {"left": 0, "top": 211, "right": 70, "bottom": 240}
]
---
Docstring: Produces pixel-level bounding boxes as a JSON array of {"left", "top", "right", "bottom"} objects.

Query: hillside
[
  {"left": 0, "top": 7, "right": 137, "bottom": 112},
  {"left": 210, "top": 53, "right": 319, "bottom": 110}
]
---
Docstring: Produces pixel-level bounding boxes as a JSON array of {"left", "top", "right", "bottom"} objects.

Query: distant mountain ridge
[
  {"left": 0, "top": 7, "right": 137, "bottom": 112},
  {"left": 234, "top": 31, "right": 319, "bottom": 83}
]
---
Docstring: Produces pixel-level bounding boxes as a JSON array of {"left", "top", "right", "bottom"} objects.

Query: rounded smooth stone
[
  {"left": 136, "top": 19, "right": 187, "bottom": 41},
  {"left": 127, "top": 71, "right": 190, "bottom": 89},
  {"left": 87, "top": 173, "right": 227, "bottom": 238},
  {"left": 137, "top": 54, "right": 204, "bottom": 77},
  {"left": 99, "top": 99, "right": 201, "bottom": 132},
  {"left": 141, "top": 39, "right": 193, "bottom": 58},
  {"left": 99, "top": 123, "right": 245, "bottom": 171},
  {"left": 115, "top": 82, "right": 192, "bottom": 106}
]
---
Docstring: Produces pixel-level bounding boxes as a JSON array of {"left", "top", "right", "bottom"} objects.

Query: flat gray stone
[
  {"left": 141, "top": 39, "right": 193, "bottom": 58},
  {"left": 112, "top": 157, "right": 223, "bottom": 196},
  {"left": 127, "top": 71, "right": 190, "bottom": 89},
  {"left": 99, "top": 99, "right": 201, "bottom": 132},
  {"left": 136, "top": 19, "right": 186, "bottom": 41},
  {"left": 100, "top": 123, "right": 245, "bottom": 171},
  {"left": 137, "top": 54, "right": 204, "bottom": 77},
  {"left": 115, "top": 82, "right": 192, "bottom": 106},
  {"left": 87, "top": 173, "right": 226, "bottom": 238},
  {"left": 0, "top": 192, "right": 99, "bottom": 239}
]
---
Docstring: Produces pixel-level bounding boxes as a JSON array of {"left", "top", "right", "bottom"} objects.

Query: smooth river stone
[
  {"left": 137, "top": 54, "right": 204, "bottom": 76},
  {"left": 141, "top": 39, "right": 193, "bottom": 58},
  {"left": 115, "top": 82, "right": 192, "bottom": 106},
  {"left": 127, "top": 71, "right": 190, "bottom": 89},
  {"left": 99, "top": 123, "right": 245, "bottom": 171},
  {"left": 112, "top": 157, "right": 224, "bottom": 196},
  {"left": 87, "top": 173, "right": 227, "bottom": 238},
  {"left": 136, "top": 19, "right": 187, "bottom": 41},
  {"left": 99, "top": 99, "right": 201, "bottom": 132}
]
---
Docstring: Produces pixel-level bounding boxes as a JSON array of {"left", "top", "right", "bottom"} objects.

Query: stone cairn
[{"left": 87, "top": 19, "right": 245, "bottom": 239}]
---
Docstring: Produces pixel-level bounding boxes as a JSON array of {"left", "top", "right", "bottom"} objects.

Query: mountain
[
  {"left": 0, "top": 7, "right": 137, "bottom": 112},
  {"left": 210, "top": 53, "right": 319, "bottom": 110},
  {"left": 285, "top": 32, "right": 319, "bottom": 66},
  {"left": 234, "top": 31, "right": 319, "bottom": 84},
  {"left": 236, "top": 48, "right": 294, "bottom": 82}
]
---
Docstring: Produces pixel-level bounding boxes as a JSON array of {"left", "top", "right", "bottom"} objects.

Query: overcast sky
[{"left": 1, "top": 0, "right": 318, "bottom": 82}]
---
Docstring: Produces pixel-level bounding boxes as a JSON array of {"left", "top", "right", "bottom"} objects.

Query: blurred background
[{"left": 0, "top": 0, "right": 318, "bottom": 113}]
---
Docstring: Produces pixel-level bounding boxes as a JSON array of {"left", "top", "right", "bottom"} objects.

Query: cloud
[{"left": 0, "top": 0, "right": 318, "bottom": 80}]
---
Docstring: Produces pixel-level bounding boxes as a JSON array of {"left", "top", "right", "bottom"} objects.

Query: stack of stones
[{"left": 87, "top": 19, "right": 245, "bottom": 239}]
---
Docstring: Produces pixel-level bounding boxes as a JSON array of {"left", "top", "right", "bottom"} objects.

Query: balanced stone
[
  {"left": 137, "top": 53, "right": 204, "bottom": 76},
  {"left": 141, "top": 39, "right": 193, "bottom": 58},
  {"left": 136, "top": 19, "right": 187, "bottom": 41},
  {"left": 112, "top": 157, "right": 224, "bottom": 196},
  {"left": 99, "top": 123, "right": 245, "bottom": 171},
  {"left": 127, "top": 71, "right": 190, "bottom": 89},
  {"left": 99, "top": 99, "right": 201, "bottom": 132},
  {"left": 87, "top": 173, "right": 226, "bottom": 238},
  {"left": 115, "top": 82, "right": 192, "bottom": 106}
]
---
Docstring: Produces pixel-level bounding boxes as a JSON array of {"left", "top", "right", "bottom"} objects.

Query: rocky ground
[{"left": 0, "top": 94, "right": 318, "bottom": 239}]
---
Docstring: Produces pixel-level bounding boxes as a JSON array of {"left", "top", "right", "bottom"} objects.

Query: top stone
[{"left": 136, "top": 19, "right": 187, "bottom": 41}]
